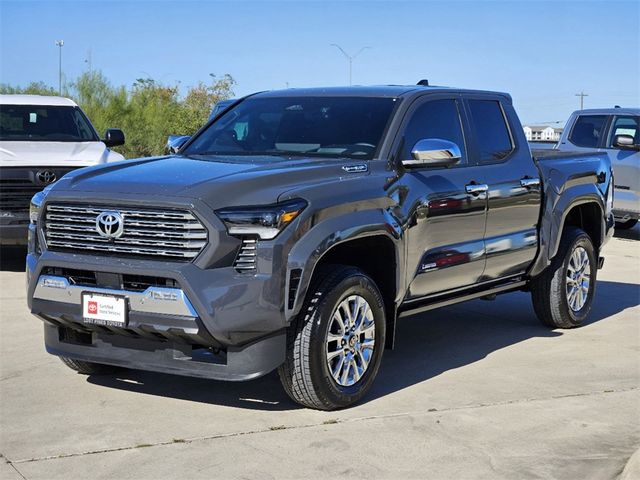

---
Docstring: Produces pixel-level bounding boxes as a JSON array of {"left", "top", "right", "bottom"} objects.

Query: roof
[
  {"left": 253, "top": 85, "right": 512, "bottom": 101},
  {"left": 0, "top": 94, "right": 77, "bottom": 107},
  {"left": 254, "top": 85, "right": 422, "bottom": 98},
  {"left": 572, "top": 107, "right": 640, "bottom": 116}
]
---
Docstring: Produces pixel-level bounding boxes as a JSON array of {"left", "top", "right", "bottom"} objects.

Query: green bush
[{"left": 0, "top": 71, "right": 236, "bottom": 158}]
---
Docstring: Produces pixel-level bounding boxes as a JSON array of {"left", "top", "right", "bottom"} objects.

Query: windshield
[
  {"left": 185, "top": 96, "right": 397, "bottom": 160},
  {"left": 0, "top": 105, "right": 98, "bottom": 142}
]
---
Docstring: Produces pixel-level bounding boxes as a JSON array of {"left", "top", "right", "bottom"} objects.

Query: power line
[{"left": 526, "top": 120, "right": 565, "bottom": 125}]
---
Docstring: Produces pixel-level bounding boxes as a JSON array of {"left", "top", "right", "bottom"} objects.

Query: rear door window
[
  {"left": 467, "top": 100, "right": 514, "bottom": 163},
  {"left": 568, "top": 115, "right": 607, "bottom": 148}
]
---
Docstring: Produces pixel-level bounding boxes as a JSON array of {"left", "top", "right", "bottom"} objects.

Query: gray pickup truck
[
  {"left": 26, "top": 84, "right": 614, "bottom": 410},
  {"left": 555, "top": 108, "right": 639, "bottom": 229}
]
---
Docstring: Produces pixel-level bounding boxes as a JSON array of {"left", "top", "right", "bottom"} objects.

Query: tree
[
  {"left": 1, "top": 71, "right": 236, "bottom": 158},
  {"left": 0, "top": 81, "right": 57, "bottom": 95}
]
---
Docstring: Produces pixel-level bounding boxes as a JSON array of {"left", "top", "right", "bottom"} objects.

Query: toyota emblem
[
  {"left": 95, "top": 211, "right": 124, "bottom": 239},
  {"left": 36, "top": 170, "right": 57, "bottom": 184}
]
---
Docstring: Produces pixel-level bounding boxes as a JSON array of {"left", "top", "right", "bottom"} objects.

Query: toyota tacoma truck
[
  {"left": 26, "top": 84, "right": 614, "bottom": 410},
  {"left": 0, "top": 94, "right": 125, "bottom": 245}
]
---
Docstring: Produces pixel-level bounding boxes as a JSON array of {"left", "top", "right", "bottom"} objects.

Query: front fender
[{"left": 285, "top": 209, "right": 403, "bottom": 322}]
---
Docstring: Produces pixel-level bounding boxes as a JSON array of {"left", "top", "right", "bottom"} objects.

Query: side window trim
[
  {"left": 461, "top": 96, "right": 516, "bottom": 165},
  {"left": 392, "top": 93, "right": 470, "bottom": 169}
]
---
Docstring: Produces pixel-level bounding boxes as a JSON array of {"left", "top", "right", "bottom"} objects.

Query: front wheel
[
  {"left": 531, "top": 227, "right": 597, "bottom": 328},
  {"left": 278, "top": 265, "right": 386, "bottom": 410},
  {"left": 60, "top": 357, "right": 121, "bottom": 375}
]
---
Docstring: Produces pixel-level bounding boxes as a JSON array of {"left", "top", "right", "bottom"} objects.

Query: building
[{"left": 523, "top": 125, "right": 563, "bottom": 142}]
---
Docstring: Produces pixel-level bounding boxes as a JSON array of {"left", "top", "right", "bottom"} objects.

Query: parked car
[
  {"left": 554, "top": 108, "right": 639, "bottom": 229},
  {"left": 27, "top": 84, "right": 614, "bottom": 410},
  {"left": 208, "top": 98, "right": 235, "bottom": 121},
  {"left": 0, "top": 95, "right": 125, "bottom": 245}
]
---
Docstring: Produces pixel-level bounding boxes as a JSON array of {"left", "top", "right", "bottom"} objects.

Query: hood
[
  {"left": 52, "top": 154, "right": 367, "bottom": 208},
  {"left": 0, "top": 141, "right": 111, "bottom": 167}
]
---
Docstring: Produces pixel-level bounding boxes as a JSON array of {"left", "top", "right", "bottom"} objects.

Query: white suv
[{"left": 0, "top": 95, "right": 125, "bottom": 245}]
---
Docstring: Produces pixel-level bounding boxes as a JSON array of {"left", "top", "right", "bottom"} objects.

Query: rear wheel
[
  {"left": 616, "top": 219, "right": 638, "bottom": 230},
  {"left": 278, "top": 265, "right": 386, "bottom": 410},
  {"left": 60, "top": 357, "right": 121, "bottom": 375},
  {"left": 531, "top": 227, "right": 596, "bottom": 328}
]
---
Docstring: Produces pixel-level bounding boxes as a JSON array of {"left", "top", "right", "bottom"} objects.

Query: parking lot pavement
[{"left": 1, "top": 228, "right": 638, "bottom": 480}]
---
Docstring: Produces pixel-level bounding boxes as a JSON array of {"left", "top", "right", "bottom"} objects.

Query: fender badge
[{"left": 342, "top": 164, "right": 368, "bottom": 173}]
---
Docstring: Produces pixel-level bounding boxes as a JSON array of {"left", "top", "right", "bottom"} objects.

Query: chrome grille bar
[{"left": 44, "top": 204, "right": 207, "bottom": 261}]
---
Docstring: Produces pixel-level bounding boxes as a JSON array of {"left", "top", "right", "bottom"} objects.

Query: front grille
[
  {"left": 0, "top": 167, "right": 76, "bottom": 214},
  {"left": 233, "top": 237, "right": 257, "bottom": 272},
  {"left": 44, "top": 204, "right": 207, "bottom": 260},
  {"left": 0, "top": 185, "right": 43, "bottom": 213}
]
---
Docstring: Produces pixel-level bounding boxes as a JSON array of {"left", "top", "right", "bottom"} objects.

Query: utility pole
[
  {"left": 330, "top": 44, "right": 371, "bottom": 86},
  {"left": 575, "top": 91, "right": 589, "bottom": 110},
  {"left": 55, "top": 40, "right": 64, "bottom": 95}
]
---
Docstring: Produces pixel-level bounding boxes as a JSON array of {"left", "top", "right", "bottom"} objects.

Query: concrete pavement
[{"left": 1, "top": 227, "right": 639, "bottom": 479}]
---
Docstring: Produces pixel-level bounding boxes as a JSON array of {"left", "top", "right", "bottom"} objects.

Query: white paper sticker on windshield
[{"left": 29, "top": 112, "right": 37, "bottom": 123}]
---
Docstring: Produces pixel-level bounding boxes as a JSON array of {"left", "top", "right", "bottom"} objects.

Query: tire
[
  {"left": 60, "top": 357, "right": 121, "bottom": 375},
  {"left": 616, "top": 219, "right": 638, "bottom": 230},
  {"left": 278, "top": 265, "right": 386, "bottom": 410},
  {"left": 531, "top": 227, "right": 597, "bottom": 328}
]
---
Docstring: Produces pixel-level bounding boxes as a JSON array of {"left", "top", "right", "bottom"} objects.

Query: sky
[{"left": 0, "top": 0, "right": 638, "bottom": 125}]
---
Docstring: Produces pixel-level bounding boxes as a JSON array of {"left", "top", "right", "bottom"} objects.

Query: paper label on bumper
[{"left": 82, "top": 293, "right": 126, "bottom": 326}]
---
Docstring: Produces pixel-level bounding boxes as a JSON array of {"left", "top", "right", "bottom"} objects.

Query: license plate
[{"left": 82, "top": 292, "right": 127, "bottom": 326}]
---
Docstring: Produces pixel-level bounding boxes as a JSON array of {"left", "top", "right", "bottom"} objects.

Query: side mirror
[
  {"left": 613, "top": 134, "right": 637, "bottom": 150},
  {"left": 402, "top": 138, "right": 462, "bottom": 168},
  {"left": 103, "top": 129, "right": 125, "bottom": 147},
  {"left": 165, "top": 135, "right": 191, "bottom": 154}
]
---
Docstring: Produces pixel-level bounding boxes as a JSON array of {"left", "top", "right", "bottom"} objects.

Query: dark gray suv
[{"left": 27, "top": 85, "right": 613, "bottom": 409}]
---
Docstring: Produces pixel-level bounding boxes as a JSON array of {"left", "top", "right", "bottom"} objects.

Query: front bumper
[
  {"left": 27, "top": 242, "right": 290, "bottom": 382},
  {"left": 44, "top": 323, "right": 285, "bottom": 381}
]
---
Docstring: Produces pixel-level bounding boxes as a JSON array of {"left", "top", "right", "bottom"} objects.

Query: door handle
[
  {"left": 520, "top": 177, "right": 541, "bottom": 189},
  {"left": 465, "top": 183, "right": 489, "bottom": 195}
]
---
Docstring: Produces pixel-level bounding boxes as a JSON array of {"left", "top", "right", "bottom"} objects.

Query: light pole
[
  {"left": 55, "top": 40, "right": 64, "bottom": 95},
  {"left": 330, "top": 44, "right": 371, "bottom": 86}
]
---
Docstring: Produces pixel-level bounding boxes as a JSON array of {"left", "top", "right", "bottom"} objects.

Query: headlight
[
  {"left": 29, "top": 190, "right": 48, "bottom": 225},
  {"left": 216, "top": 199, "right": 307, "bottom": 240}
]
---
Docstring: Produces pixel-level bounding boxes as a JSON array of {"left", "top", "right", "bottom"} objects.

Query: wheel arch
[
  {"left": 529, "top": 185, "right": 606, "bottom": 278},
  {"left": 286, "top": 210, "right": 403, "bottom": 349},
  {"left": 559, "top": 201, "right": 604, "bottom": 253}
]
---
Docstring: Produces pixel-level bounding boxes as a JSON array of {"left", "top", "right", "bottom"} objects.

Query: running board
[{"left": 398, "top": 280, "right": 528, "bottom": 319}]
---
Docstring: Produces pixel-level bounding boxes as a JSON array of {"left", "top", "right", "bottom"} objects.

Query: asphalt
[{"left": 1, "top": 227, "right": 638, "bottom": 479}]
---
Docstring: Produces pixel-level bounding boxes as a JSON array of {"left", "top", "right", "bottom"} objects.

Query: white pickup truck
[
  {"left": 0, "top": 95, "right": 126, "bottom": 245},
  {"left": 556, "top": 108, "right": 640, "bottom": 229}
]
